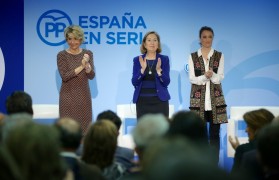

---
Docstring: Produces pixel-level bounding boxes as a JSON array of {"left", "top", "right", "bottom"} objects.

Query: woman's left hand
[
  {"left": 85, "top": 63, "right": 91, "bottom": 73},
  {"left": 229, "top": 135, "right": 240, "bottom": 150},
  {"left": 156, "top": 57, "right": 162, "bottom": 75}
]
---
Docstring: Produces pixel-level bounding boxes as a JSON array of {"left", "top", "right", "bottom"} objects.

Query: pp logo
[
  {"left": 0, "top": 47, "right": 5, "bottom": 91},
  {"left": 37, "top": 10, "right": 72, "bottom": 46},
  {"left": 184, "top": 64, "right": 189, "bottom": 72}
]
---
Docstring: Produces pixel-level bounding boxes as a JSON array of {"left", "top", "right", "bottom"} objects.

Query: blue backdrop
[
  {"left": 0, "top": 0, "right": 24, "bottom": 113},
  {"left": 1, "top": 0, "right": 279, "bottom": 172}
]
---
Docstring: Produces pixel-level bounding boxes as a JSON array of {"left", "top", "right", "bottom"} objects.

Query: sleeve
[
  {"left": 156, "top": 55, "right": 170, "bottom": 87},
  {"left": 131, "top": 56, "right": 145, "bottom": 86},
  {"left": 86, "top": 50, "right": 95, "bottom": 80},
  {"left": 57, "top": 52, "right": 77, "bottom": 82},
  {"left": 188, "top": 54, "right": 209, "bottom": 85},
  {"left": 210, "top": 53, "right": 224, "bottom": 84}
]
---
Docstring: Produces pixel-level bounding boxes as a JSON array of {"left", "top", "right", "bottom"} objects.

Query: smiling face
[
  {"left": 144, "top": 33, "right": 159, "bottom": 53},
  {"left": 200, "top": 30, "right": 213, "bottom": 48},
  {"left": 66, "top": 33, "right": 82, "bottom": 51}
]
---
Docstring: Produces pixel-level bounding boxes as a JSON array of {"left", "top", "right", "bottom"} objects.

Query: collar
[
  {"left": 60, "top": 151, "right": 79, "bottom": 159},
  {"left": 142, "top": 53, "right": 160, "bottom": 59},
  {"left": 197, "top": 48, "right": 214, "bottom": 59}
]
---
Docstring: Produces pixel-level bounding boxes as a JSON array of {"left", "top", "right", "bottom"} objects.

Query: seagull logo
[{"left": 37, "top": 10, "right": 72, "bottom": 46}]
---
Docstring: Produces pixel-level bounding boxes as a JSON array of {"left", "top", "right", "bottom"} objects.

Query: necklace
[{"left": 147, "top": 60, "right": 155, "bottom": 74}]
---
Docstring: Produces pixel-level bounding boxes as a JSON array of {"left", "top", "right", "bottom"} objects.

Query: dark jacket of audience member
[
  {"left": 0, "top": 145, "right": 22, "bottom": 180},
  {"left": 142, "top": 137, "right": 235, "bottom": 180},
  {"left": 257, "top": 120, "right": 279, "bottom": 180},
  {"left": 231, "top": 109, "right": 274, "bottom": 175}
]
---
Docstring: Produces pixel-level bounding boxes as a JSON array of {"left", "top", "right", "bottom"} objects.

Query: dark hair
[
  {"left": 199, "top": 26, "right": 214, "bottom": 38},
  {"left": 96, "top": 110, "right": 122, "bottom": 130},
  {"left": 5, "top": 91, "right": 33, "bottom": 115},
  {"left": 168, "top": 110, "right": 207, "bottom": 144}
]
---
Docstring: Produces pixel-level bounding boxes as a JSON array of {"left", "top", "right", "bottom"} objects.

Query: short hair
[
  {"left": 243, "top": 108, "right": 274, "bottom": 132},
  {"left": 199, "top": 26, "right": 214, "bottom": 38},
  {"left": 82, "top": 120, "right": 118, "bottom": 170},
  {"left": 5, "top": 91, "right": 33, "bottom": 115},
  {"left": 54, "top": 117, "right": 82, "bottom": 150},
  {"left": 132, "top": 114, "right": 169, "bottom": 149},
  {"left": 140, "top": 31, "right": 162, "bottom": 54},
  {"left": 64, "top": 25, "right": 85, "bottom": 43},
  {"left": 168, "top": 110, "right": 207, "bottom": 143},
  {"left": 96, "top": 110, "right": 122, "bottom": 130}
]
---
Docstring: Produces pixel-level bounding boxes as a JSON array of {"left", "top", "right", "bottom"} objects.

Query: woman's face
[
  {"left": 200, "top": 30, "right": 213, "bottom": 48},
  {"left": 144, "top": 33, "right": 159, "bottom": 53},
  {"left": 67, "top": 33, "right": 82, "bottom": 50},
  {"left": 246, "top": 125, "right": 255, "bottom": 141}
]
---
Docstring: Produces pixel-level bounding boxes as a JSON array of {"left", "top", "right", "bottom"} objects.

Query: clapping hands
[
  {"left": 139, "top": 56, "right": 147, "bottom": 74},
  {"left": 82, "top": 54, "right": 91, "bottom": 73},
  {"left": 156, "top": 57, "right": 162, "bottom": 75},
  {"left": 205, "top": 68, "right": 213, "bottom": 79}
]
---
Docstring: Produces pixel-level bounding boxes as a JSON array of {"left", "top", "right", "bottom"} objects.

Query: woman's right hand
[
  {"left": 139, "top": 56, "right": 147, "bottom": 73},
  {"left": 229, "top": 135, "right": 240, "bottom": 150},
  {"left": 82, "top": 54, "right": 89, "bottom": 68}
]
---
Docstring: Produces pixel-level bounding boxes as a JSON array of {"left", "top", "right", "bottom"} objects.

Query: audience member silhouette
[
  {"left": 54, "top": 117, "right": 104, "bottom": 180},
  {"left": 257, "top": 118, "right": 279, "bottom": 180},
  {"left": 82, "top": 120, "right": 126, "bottom": 180},
  {"left": 167, "top": 110, "right": 218, "bottom": 164},
  {"left": 142, "top": 136, "right": 236, "bottom": 180},
  {"left": 4, "top": 121, "right": 66, "bottom": 180},
  {"left": 167, "top": 110, "right": 207, "bottom": 143},
  {"left": 1, "top": 113, "right": 33, "bottom": 142},
  {"left": 128, "top": 113, "right": 169, "bottom": 177},
  {"left": 0, "top": 145, "right": 22, "bottom": 180},
  {"left": 96, "top": 110, "right": 135, "bottom": 170},
  {"left": 76, "top": 110, "right": 135, "bottom": 170},
  {"left": 5, "top": 91, "right": 33, "bottom": 116},
  {"left": 230, "top": 108, "right": 274, "bottom": 175}
]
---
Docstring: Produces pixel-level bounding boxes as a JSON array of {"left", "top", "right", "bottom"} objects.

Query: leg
[
  {"left": 136, "top": 102, "right": 145, "bottom": 120},
  {"left": 209, "top": 120, "right": 220, "bottom": 155},
  {"left": 205, "top": 111, "right": 220, "bottom": 164}
]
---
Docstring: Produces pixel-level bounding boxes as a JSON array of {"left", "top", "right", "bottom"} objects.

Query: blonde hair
[
  {"left": 64, "top": 25, "right": 85, "bottom": 43},
  {"left": 140, "top": 31, "right": 162, "bottom": 54}
]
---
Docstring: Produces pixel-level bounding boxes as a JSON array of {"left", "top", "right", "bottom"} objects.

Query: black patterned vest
[{"left": 189, "top": 50, "right": 228, "bottom": 124}]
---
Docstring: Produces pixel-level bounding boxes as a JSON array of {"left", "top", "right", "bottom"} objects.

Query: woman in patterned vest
[{"left": 188, "top": 26, "right": 228, "bottom": 164}]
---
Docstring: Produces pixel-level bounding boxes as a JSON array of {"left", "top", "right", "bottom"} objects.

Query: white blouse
[{"left": 188, "top": 48, "right": 224, "bottom": 111}]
